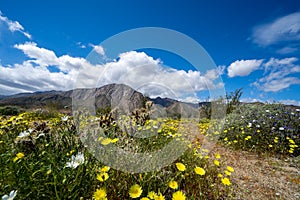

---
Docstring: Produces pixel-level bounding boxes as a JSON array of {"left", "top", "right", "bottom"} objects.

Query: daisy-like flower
[
  {"left": 221, "top": 177, "right": 231, "bottom": 186},
  {"left": 175, "top": 162, "right": 186, "bottom": 171},
  {"left": 13, "top": 152, "right": 24, "bottom": 162},
  {"left": 154, "top": 193, "right": 165, "bottom": 200},
  {"left": 93, "top": 188, "right": 107, "bottom": 200},
  {"left": 172, "top": 190, "right": 186, "bottom": 200},
  {"left": 101, "top": 166, "right": 110, "bottom": 172},
  {"left": 227, "top": 166, "right": 234, "bottom": 172},
  {"left": 65, "top": 152, "right": 85, "bottom": 169},
  {"left": 61, "top": 116, "right": 69, "bottom": 121},
  {"left": 101, "top": 138, "right": 112, "bottom": 146},
  {"left": 214, "top": 160, "right": 220, "bottom": 166},
  {"left": 2, "top": 190, "right": 17, "bottom": 200},
  {"left": 18, "top": 131, "right": 30, "bottom": 138},
  {"left": 169, "top": 180, "right": 178, "bottom": 189},
  {"left": 214, "top": 153, "right": 221, "bottom": 159},
  {"left": 224, "top": 170, "right": 231, "bottom": 176},
  {"left": 194, "top": 167, "right": 205, "bottom": 175},
  {"left": 141, "top": 198, "right": 150, "bottom": 200},
  {"left": 111, "top": 138, "right": 119, "bottom": 143},
  {"left": 147, "top": 191, "right": 157, "bottom": 199},
  {"left": 129, "top": 184, "right": 143, "bottom": 198},
  {"left": 97, "top": 172, "right": 109, "bottom": 182}
]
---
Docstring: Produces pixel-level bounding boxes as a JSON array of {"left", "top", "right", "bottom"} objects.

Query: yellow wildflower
[
  {"left": 148, "top": 191, "right": 157, "bottom": 199},
  {"left": 101, "top": 166, "right": 110, "bottom": 172},
  {"left": 175, "top": 163, "right": 186, "bottom": 171},
  {"left": 194, "top": 167, "right": 205, "bottom": 175},
  {"left": 172, "top": 190, "right": 186, "bottom": 200},
  {"left": 227, "top": 166, "right": 234, "bottom": 172},
  {"left": 169, "top": 180, "right": 178, "bottom": 189},
  {"left": 214, "top": 160, "right": 220, "bottom": 167},
  {"left": 13, "top": 152, "right": 25, "bottom": 162},
  {"left": 154, "top": 193, "right": 164, "bottom": 200},
  {"left": 221, "top": 177, "right": 231, "bottom": 186},
  {"left": 224, "top": 170, "right": 231, "bottom": 176},
  {"left": 97, "top": 172, "right": 109, "bottom": 182},
  {"left": 93, "top": 188, "right": 107, "bottom": 200},
  {"left": 101, "top": 138, "right": 112, "bottom": 145},
  {"left": 111, "top": 138, "right": 119, "bottom": 143},
  {"left": 129, "top": 184, "right": 142, "bottom": 198}
]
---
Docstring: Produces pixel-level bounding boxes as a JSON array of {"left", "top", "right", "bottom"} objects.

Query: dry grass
[{"left": 210, "top": 143, "right": 300, "bottom": 200}]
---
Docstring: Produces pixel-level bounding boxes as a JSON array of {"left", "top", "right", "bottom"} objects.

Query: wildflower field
[{"left": 1, "top": 103, "right": 299, "bottom": 199}]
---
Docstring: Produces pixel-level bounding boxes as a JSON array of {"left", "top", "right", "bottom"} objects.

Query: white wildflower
[
  {"left": 2, "top": 190, "right": 17, "bottom": 200},
  {"left": 66, "top": 152, "right": 85, "bottom": 169},
  {"left": 18, "top": 131, "right": 30, "bottom": 138},
  {"left": 265, "top": 110, "right": 270, "bottom": 112},
  {"left": 279, "top": 127, "right": 284, "bottom": 131},
  {"left": 61, "top": 116, "right": 69, "bottom": 121}
]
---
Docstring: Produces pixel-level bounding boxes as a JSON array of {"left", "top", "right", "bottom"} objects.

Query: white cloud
[
  {"left": 96, "top": 51, "right": 222, "bottom": 99},
  {"left": 240, "top": 97, "right": 264, "bottom": 103},
  {"left": 89, "top": 44, "right": 105, "bottom": 56},
  {"left": 14, "top": 42, "right": 58, "bottom": 66},
  {"left": 0, "top": 43, "right": 223, "bottom": 102},
  {"left": 276, "top": 46, "right": 297, "bottom": 54},
  {"left": 241, "top": 97, "right": 300, "bottom": 106},
  {"left": 252, "top": 12, "right": 300, "bottom": 47},
  {"left": 254, "top": 77, "right": 300, "bottom": 92},
  {"left": 264, "top": 57, "right": 298, "bottom": 68},
  {"left": 278, "top": 99, "right": 300, "bottom": 106},
  {"left": 76, "top": 42, "right": 86, "bottom": 49},
  {"left": 253, "top": 57, "right": 300, "bottom": 92},
  {"left": 227, "top": 59, "right": 263, "bottom": 77},
  {"left": 0, "top": 11, "right": 31, "bottom": 39}
]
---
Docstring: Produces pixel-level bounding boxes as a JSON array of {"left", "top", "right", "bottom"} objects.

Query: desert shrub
[
  {"left": 0, "top": 106, "right": 20, "bottom": 116},
  {"left": 219, "top": 103, "right": 300, "bottom": 156}
]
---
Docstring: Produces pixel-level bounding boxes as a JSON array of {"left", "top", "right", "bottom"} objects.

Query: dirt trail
[{"left": 210, "top": 144, "right": 300, "bottom": 200}]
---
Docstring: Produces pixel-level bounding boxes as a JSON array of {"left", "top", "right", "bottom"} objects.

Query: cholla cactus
[{"left": 132, "top": 101, "right": 153, "bottom": 126}]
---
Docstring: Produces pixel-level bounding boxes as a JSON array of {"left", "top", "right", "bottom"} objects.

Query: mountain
[
  {"left": 0, "top": 84, "right": 145, "bottom": 113},
  {"left": 0, "top": 84, "right": 201, "bottom": 118},
  {"left": 0, "top": 95, "right": 6, "bottom": 100}
]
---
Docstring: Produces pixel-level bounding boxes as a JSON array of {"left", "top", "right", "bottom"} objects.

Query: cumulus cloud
[
  {"left": 89, "top": 44, "right": 105, "bottom": 56},
  {"left": 278, "top": 99, "right": 300, "bottom": 106},
  {"left": 227, "top": 59, "right": 263, "bottom": 77},
  {"left": 14, "top": 42, "right": 58, "bottom": 66},
  {"left": 252, "top": 12, "right": 300, "bottom": 47},
  {"left": 93, "top": 51, "right": 222, "bottom": 99},
  {"left": 253, "top": 57, "right": 300, "bottom": 92},
  {"left": 0, "top": 43, "right": 222, "bottom": 102},
  {"left": 0, "top": 11, "right": 31, "bottom": 39}
]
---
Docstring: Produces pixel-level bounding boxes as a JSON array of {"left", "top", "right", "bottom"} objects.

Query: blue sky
[{"left": 0, "top": 0, "right": 300, "bottom": 105}]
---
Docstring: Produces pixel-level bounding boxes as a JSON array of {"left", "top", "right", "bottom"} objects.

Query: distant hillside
[
  {"left": 0, "top": 84, "right": 201, "bottom": 118},
  {"left": 0, "top": 84, "right": 145, "bottom": 112}
]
